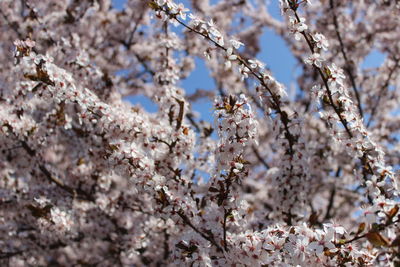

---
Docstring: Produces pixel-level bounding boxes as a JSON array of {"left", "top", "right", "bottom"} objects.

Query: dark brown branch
[
  {"left": 222, "top": 208, "right": 229, "bottom": 251},
  {"left": 19, "top": 140, "right": 94, "bottom": 201},
  {"left": 185, "top": 113, "right": 201, "bottom": 133},
  {"left": 252, "top": 145, "right": 270, "bottom": 169},
  {"left": 324, "top": 167, "right": 340, "bottom": 220},
  {"left": 177, "top": 210, "right": 223, "bottom": 252},
  {"left": 366, "top": 59, "right": 400, "bottom": 127},
  {"left": 324, "top": 187, "right": 336, "bottom": 220},
  {"left": 174, "top": 97, "right": 185, "bottom": 131},
  {"left": 342, "top": 218, "right": 398, "bottom": 246},
  {"left": 134, "top": 53, "right": 156, "bottom": 76},
  {"left": 0, "top": 250, "right": 25, "bottom": 259},
  {"left": 330, "top": 0, "right": 363, "bottom": 118},
  {"left": 0, "top": 8, "right": 25, "bottom": 39},
  {"left": 124, "top": 13, "right": 145, "bottom": 49}
]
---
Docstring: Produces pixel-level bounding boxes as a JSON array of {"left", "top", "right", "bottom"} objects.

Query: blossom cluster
[
  {"left": 280, "top": 0, "right": 399, "bottom": 224},
  {"left": 214, "top": 94, "right": 257, "bottom": 175},
  {"left": 0, "top": 0, "right": 399, "bottom": 266}
]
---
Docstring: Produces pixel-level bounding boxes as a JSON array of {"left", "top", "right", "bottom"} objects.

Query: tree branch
[{"left": 329, "top": 0, "right": 363, "bottom": 118}]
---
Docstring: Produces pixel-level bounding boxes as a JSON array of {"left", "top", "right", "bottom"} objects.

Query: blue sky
[{"left": 112, "top": 0, "right": 385, "bottom": 122}]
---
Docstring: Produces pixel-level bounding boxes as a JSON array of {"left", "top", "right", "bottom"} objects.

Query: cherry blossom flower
[
  {"left": 224, "top": 47, "right": 237, "bottom": 69},
  {"left": 288, "top": 16, "right": 308, "bottom": 40},
  {"left": 308, "top": 229, "right": 336, "bottom": 256},
  {"left": 174, "top": 3, "right": 189, "bottom": 20},
  {"left": 313, "top": 33, "right": 329, "bottom": 51},
  {"left": 304, "top": 53, "right": 324, "bottom": 68},
  {"left": 248, "top": 59, "right": 265, "bottom": 69},
  {"left": 229, "top": 39, "right": 244, "bottom": 50},
  {"left": 327, "top": 63, "right": 346, "bottom": 87}
]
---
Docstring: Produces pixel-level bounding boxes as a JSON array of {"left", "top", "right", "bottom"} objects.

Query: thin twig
[
  {"left": 20, "top": 140, "right": 94, "bottom": 201},
  {"left": 177, "top": 210, "right": 223, "bottom": 252},
  {"left": 223, "top": 208, "right": 229, "bottom": 251},
  {"left": 366, "top": 60, "right": 400, "bottom": 127},
  {"left": 329, "top": 0, "right": 363, "bottom": 118},
  {"left": 252, "top": 145, "right": 270, "bottom": 169},
  {"left": 324, "top": 167, "right": 340, "bottom": 220}
]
